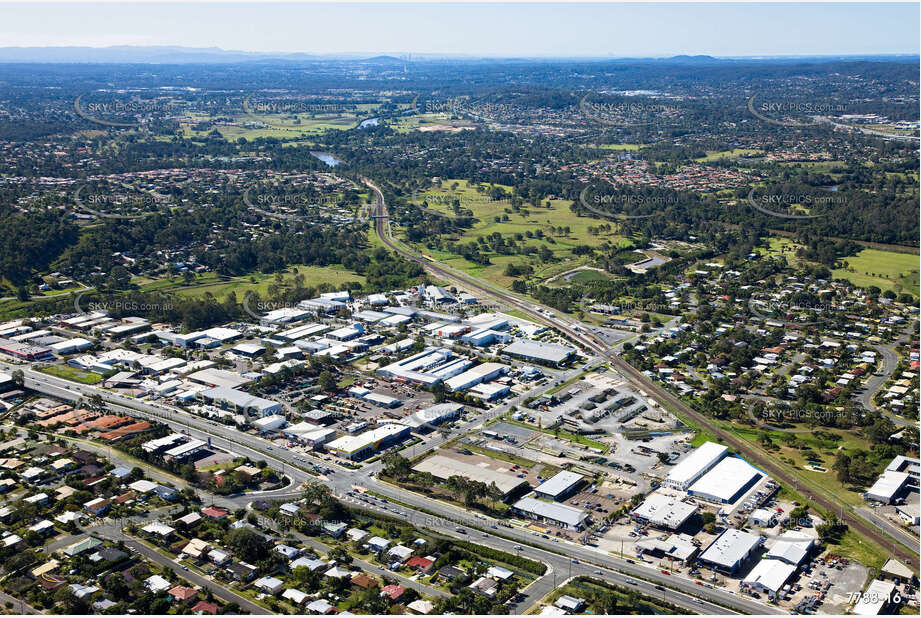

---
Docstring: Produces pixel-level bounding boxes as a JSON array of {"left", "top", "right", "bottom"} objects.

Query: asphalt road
[
  {"left": 6, "top": 362, "right": 777, "bottom": 614},
  {"left": 365, "top": 178, "right": 919, "bottom": 570}
]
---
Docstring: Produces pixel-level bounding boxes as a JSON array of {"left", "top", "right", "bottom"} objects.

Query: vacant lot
[{"left": 38, "top": 364, "right": 103, "bottom": 384}]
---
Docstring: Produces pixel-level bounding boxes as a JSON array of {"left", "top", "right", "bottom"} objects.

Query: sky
[{"left": 0, "top": 2, "right": 918, "bottom": 58}]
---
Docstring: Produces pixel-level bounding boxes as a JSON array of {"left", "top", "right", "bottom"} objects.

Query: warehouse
[
  {"left": 253, "top": 414, "right": 287, "bottom": 432},
  {"left": 511, "top": 497, "right": 588, "bottom": 530},
  {"left": 462, "top": 328, "right": 511, "bottom": 347},
  {"left": 468, "top": 382, "right": 510, "bottom": 401},
  {"left": 630, "top": 493, "right": 698, "bottom": 530},
  {"left": 663, "top": 441, "right": 728, "bottom": 491},
  {"left": 688, "top": 456, "right": 764, "bottom": 504},
  {"left": 277, "top": 323, "right": 330, "bottom": 342},
  {"left": 444, "top": 362, "right": 508, "bottom": 392},
  {"left": 376, "top": 347, "right": 457, "bottom": 385},
  {"left": 187, "top": 368, "right": 252, "bottom": 389},
  {"left": 635, "top": 533, "right": 699, "bottom": 563},
  {"left": 403, "top": 403, "right": 464, "bottom": 431},
  {"left": 199, "top": 386, "right": 282, "bottom": 417},
  {"left": 502, "top": 340, "right": 576, "bottom": 366},
  {"left": 326, "top": 423, "right": 410, "bottom": 461},
  {"left": 163, "top": 439, "right": 206, "bottom": 462},
  {"left": 699, "top": 528, "right": 763, "bottom": 573},
  {"left": 230, "top": 343, "right": 265, "bottom": 358},
  {"left": 853, "top": 580, "right": 897, "bottom": 615},
  {"left": 742, "top": 559, "right": 797, "bottom": 599},
  {"left": 260, "top": 307, "right": 311, "bottom": 326},
  {"left": 328, "top": 323, "right": 364, "bottom": 341},
  {"left": 49, "top": 338, "right": 93, "bottom": 355},
  {"left": 0, "top": 338, "right": 53, "bottom": 361},
  {"left": 412, "top": 454, "right": 528, "bottom": 498},
  {"left": 864, "top": 470, "right": 911, "bottom": 504},
  {"left": 533, "top": 471, "right": 585, "bottom": 501},
  {"left": 764, "top": 531, "right": 814, "bottom": 566}
]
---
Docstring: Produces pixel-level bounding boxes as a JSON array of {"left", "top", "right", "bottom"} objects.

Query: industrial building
[
  {"left": 764, "top": 531, "right": 814, "bottom": 566},
  {"left": 444, "top": 362, "right": 509, "bottom": 392},
  {"left": 402, "top": 403, "right": 464, "bottom": 431},
  {"left": 698, "top": 528, "right": 763, "bottom": 573},
  {"left": 0, "top": 338, "right": 53, "bottom": 361},
  {"left": 635, "top": 533, "right": 699, "bottom": 564},
  {"left": 376, "top": 347, "right": 463, "bottom": 386},
  {"left": 853, "top": 579, "right": 897, "bottom": 615},
  {"left": 663, "top": 441, "right": 728, "bottom": 491},
  {"left": 502, "top": 340, "right": 576, "bottom": 366},
  {"left": 630, "top": 493, "right": 698, "bottom": 530},
  {"left": 533, "top": 471, "right": 585, "bottom": 501},
  {"left": 198, "top": 386, "right": 282, "bottom": 417},
  {"left": 412, "top": 454, "right": 529, "bottom": 499},
  {"left": 163, "top": 439, "right": 206, "bottom": 462},
  {"left": 864, "top": 470, "right": 911, "bottom": 504},
  {"left": 688, "top": 456, "right": 764, "bottom": 504},
  {"left": 187, "top": 368, "right": 252, "bottom": 389},
  {"left": 742, "top": 559, "right": 797, "bottom": 599},
  {"left": 511, "top": 497, "right": 588, "bottom": 530},
  {"left": 325, "top": 423, "right": 410, "bottom": 461}
]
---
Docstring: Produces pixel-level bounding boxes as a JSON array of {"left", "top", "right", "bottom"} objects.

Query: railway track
[{"left": 364, "top": 177, "right": 919, "bottom": 571}]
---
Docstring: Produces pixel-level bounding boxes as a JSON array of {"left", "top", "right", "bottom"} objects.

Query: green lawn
[
  {"left": 38, "top": 364, "right": 103, "bottom": 385},
  {"left": 832, "top": 248, "right": 920, "bottom": 298}
]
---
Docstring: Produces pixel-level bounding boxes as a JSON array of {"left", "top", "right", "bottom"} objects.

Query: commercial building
[
  {"left": 187, "top": 368, "right": 252, "bottom": 389},
  {"left": 325, "top": 423, "right": 410, "bottom": 461},
  {"left": 630, "top": 493, "right": 698, "bottom": 530},
  {"left": 664, "top": 441, "right": 728, "bottom": 491},
  {"left": 444, "top": 362, "right": 509, "bottom": 392},
  {"left": 502, "top": 340, "right": 576, "bottom": 366},
  {"left": 377, "top": 347, "right": 459, "bottom": 386},
  {"left": 0, "top": 338, "right": 53, "bottom": 361},
  {"left": 49, "top": 338, "right": 93, "bottom": 355},
  {"left": 764, "top": 531, "right": 813, "bottom": 566},
  {"left": 864, "top": 470, "right": 911, "bottom": 504},
  {"left": 412, "top": 454, "right": 529, "bottom": 499},
  {"left": 853, "top": 580, "right": 897, "bottom": 615},
  {"left": 199, "top": 386, "right": 282, "bottom": 417},
  {"left": 688, "top": 456, "right": 764, "bottom": 504},
  {"left": 511, "top": 497, "right": 588, "bottom": 530},
  {"left": 163, "top": 439, "right": 206, "bottom": 462},
  {"left": 885, "top": 455, "right": 919, "bottom": 487},
  {"left": 403, "top": 403, "right": 464, "bottom": 431},
  {"left": 253, "top": 414, "right": 287, "bottom": 432},
  {"left": 533, "top": 471, "right": 585, "bottom": 501},
  {"left": 742, "top": 559, "right": 797, "bottom": 599},
  {"left": 635, "top": 533, "right": 699, "bottom": 564},
  {"left": 699, "top": 528, "right": 763, "bottom": 573}
]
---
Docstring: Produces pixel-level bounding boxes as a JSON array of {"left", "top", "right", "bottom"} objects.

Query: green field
[
  {"left": 696, "top": 148, "right": 763, "bottom": 161},
  {"left": 38, "top": 364, "right": 103, "bottom": 385},
  {"left": 404, "top": 179, "right": 633, "bottom": 288},
  {"left": 135, "top": 264, "right": 365, "bottom": 302},
  {"left": 833, "top": 248, "right": 920, "bottom": 298}
]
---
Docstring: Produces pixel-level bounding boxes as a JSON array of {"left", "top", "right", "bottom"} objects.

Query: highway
[
  {"left": 364, "top": 178, "right": 920, "bottom": 571},
  {"left": 4, "top": 361, "right": 778, "bottom": 614}
]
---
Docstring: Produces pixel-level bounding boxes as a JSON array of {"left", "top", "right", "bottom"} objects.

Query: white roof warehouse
[
  {"left": 699, "top": 528, "right": 763, "bottom": 573},
  {"left": 502, "top": 340, "right": 576, "bottom": 366},
  {"left": 533, "top": 471, "right": 585, "bottom": 501},
  {"left": 199, "top": 386, "right": 282, "bottom": 417},
  {"left": 664, "top": 441, "right": 728, "bottom": 491},
  {"left": 512, "top": 497, "right": 588, "bottom": 530}
]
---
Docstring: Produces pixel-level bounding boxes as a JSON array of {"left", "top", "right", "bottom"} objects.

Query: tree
[
  {"left": 318, "top": 370, "right": 337, "bottom": 392},
  {"left": 224, "top": 527, "right": 267, "bottom": 563}
]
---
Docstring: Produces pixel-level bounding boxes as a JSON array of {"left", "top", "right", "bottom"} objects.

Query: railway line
[{"left": 365, "top": 177, "right": 919, "bottom": 571}]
